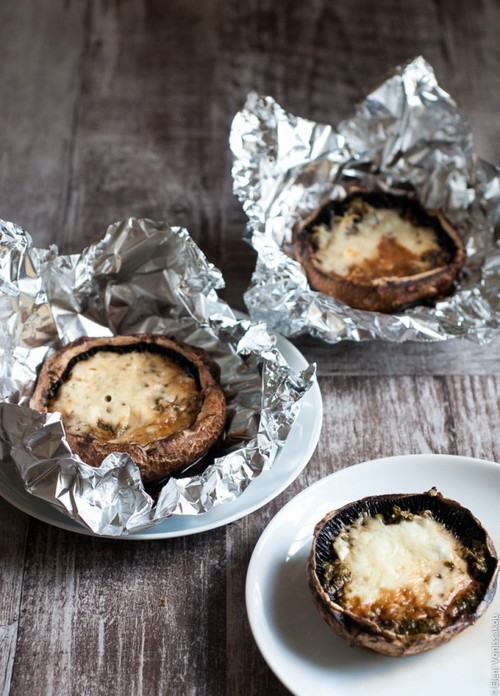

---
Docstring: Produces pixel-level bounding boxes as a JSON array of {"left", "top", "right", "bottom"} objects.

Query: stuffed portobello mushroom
[
  {"left": 308, "top": 488, "right": 498, "bottom": 656},
  {"left": 294, "top": 191, "right": 465, "bottom": 313},
  {"left": 30, "top": 334, "right": 227, "bottom": 483}
]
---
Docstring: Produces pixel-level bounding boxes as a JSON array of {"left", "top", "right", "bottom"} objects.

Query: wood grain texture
[
  {"left": 446, "top": 374, "right": 500, "bottom": 461},
  {"left": 0, "top": 501, "right": 28, "bottom": 696},
  {"left": 226, "top": 512, "right": 291, "bottom": 696},
  {"left": 1, "top": 0, "right": 500, "bottom": 694},
  {"left": 0, "top": 0, "right": 86, "bottom": 239},
  {"left": 10, "top": 524, "right": 226, "bottom": 696},
  {"left": 438, "top": 0, "right": 500, "bottom": 162},
  {"left": 304, "top": 376, "right": 453, "bottom": 483},
  {"left": 295, "top": 333, "right": 500, "bottom": 377}
]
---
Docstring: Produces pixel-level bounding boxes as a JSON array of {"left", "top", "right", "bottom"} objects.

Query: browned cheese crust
[
  {"left": 30, "top": 334, "right": 227, "bottom": 483},
  {"left": 293, "top": 191, "right": 466, "bottom": 313}
]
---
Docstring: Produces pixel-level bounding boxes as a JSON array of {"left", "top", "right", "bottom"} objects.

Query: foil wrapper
[
  {"left": 230, "top": 56, "right": 500, "bottom": 343},
  {"left": 0, "top": 218, "right": 315, "bottom": 536}
]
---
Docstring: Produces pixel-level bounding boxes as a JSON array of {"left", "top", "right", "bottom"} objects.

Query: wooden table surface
[{"left": 1, "top": 2, "right": 500, "bottom": 695}]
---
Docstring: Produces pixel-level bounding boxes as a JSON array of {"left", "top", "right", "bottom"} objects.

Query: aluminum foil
[
  {"left": 230, "top": 56, "right": 500, "bottom": 343},
  {"left": 0, "top": 218, "right": 315, "bottom": 536}
]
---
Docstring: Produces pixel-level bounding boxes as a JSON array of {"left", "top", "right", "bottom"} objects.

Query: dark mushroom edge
[
  {"left": 30, "top": 334, "right": 227, "bottom": 484},
  {"left": 293, "top": 191, "right": 466, "bottom": 313},
  {"left": 308, "top": 488, "right": 498, "bottom": 656}
]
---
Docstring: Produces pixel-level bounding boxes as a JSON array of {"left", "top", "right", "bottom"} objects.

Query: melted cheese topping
[
  {"left": 333, "top": 513, "right": 474, "bottom": 625},
  {"left": 50, "top": 350, "right": 201, "bottom": 444},
  {"left": 311, "top": 201, "right": 450, "bottom": 280}
]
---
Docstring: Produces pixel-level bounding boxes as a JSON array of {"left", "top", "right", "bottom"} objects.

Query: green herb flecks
[
  {"left": 461, "top": 540, "right": 489, "bottom": 578},
  {"left": 323, "top": 559, "right": 351, "bottom": 598}
]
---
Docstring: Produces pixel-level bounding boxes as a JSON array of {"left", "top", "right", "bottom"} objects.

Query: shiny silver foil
[
  {"left": 230, "top": 56, "right": 500, "bottom": 343},
  {"left": 0, "top": 218, "right": 315, "bottom": 536}
]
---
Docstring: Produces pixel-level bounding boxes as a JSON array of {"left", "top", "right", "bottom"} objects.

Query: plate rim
[{"left": 245, "top": 452, "right": 500, "bottom": 695}]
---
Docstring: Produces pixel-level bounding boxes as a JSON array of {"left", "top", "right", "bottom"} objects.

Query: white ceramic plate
[
  {"left": 0, "top": 335, "right": 322, "bottom": 539},
  {"left": 246, "top": 454, "right": 500, "bottom": 696}
]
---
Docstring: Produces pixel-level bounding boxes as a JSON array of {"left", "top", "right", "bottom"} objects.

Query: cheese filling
[
  {"left": 311, "top": 199, "right": 451, "bottom": 281},
  {"left": 49, "top": 350, "right": 201, "bottom": 444},
  {"left": 327, "top": 511, "right": 477, "bottom": 632}
]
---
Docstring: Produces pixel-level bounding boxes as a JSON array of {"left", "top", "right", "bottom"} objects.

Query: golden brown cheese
[
  {"left": 332, "top": 513, "right": 475, "bottom": 628},
  {"left": 49, "top": 351, "right": 201, "bottom": 444},
  {"left": 311, "top": 201, "right": 451, "bottom": 281}
]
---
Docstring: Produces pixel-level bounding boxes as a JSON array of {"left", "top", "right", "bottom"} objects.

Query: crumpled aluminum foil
[
  {"left": 230, "top": 56, "right": 500, "bottom": 343},
  {"left": 0, "top": 218, "right": 315, "bottom": 536}
]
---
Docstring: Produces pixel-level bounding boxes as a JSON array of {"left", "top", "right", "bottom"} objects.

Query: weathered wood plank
[
  {"left": 225, "top": 511, "right": 290, "bottom": 696},
  {"left": 445, "top": 374, "right": 500, "bottom": 461},
  {"left": 295, "top": 334, "right": 500, "bottom": 377},
  {"left": 58, "top": 0, "right": 230, "bottom": 257},
  {"left": 10, "top": 524, "right": 226, "bottom": 696},
  {"left": 0, "top": 501, "right": 28, "bottom": 696},
  {"left": 0, "top": 0, "right": 86, "bottom": 239},
  {"left": 303, "top": 375, "right": 454, "bottom": 484},
  {"left": 439, "top": 0, "right": 500, "bottom": 162}
]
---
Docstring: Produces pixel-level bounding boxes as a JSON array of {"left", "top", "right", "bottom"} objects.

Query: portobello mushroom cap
[
  {"left": 293, "top": 191, "right": 465, "bottom": 313},
  {"left": 30, "top": 334, "right": 227, "bottom": 483},
  {"left": 308, "top": 488, "right": 499, "bottom": 656}
]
